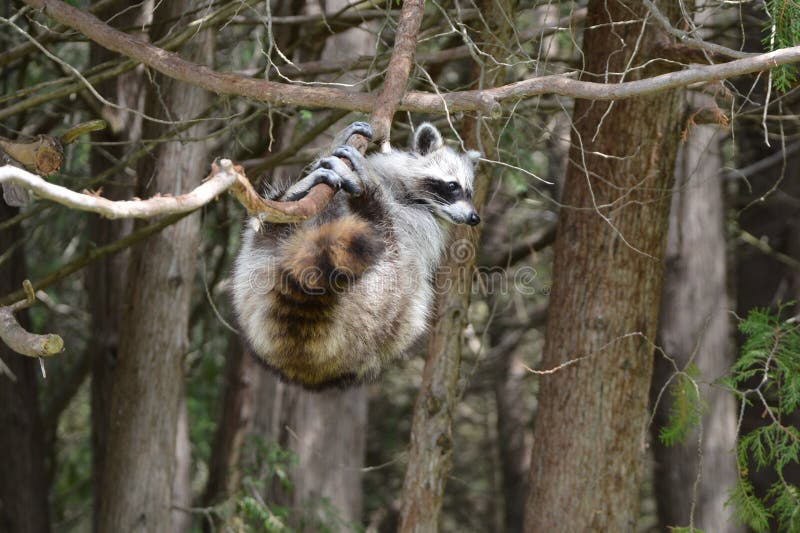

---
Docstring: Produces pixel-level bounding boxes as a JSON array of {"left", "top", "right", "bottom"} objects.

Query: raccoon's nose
[{"left": 467, "top": 212, "right": 481, "bottom": 226}]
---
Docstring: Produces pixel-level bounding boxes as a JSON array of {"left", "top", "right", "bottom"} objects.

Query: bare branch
[
  {"left": 371, "top": 0, "right": 425, "bottom": 144},
  {"left": 0, "top": 280, "right": 63, "bottom": 358},
  {"left": 642, "top": 0, "right": 753, "bottom": 60},
  {"left": 0, "top": 161, "right": 236, "bottom": 219},
  {"left": 24, "top": 0, "right": 800, "bottom": 116}
]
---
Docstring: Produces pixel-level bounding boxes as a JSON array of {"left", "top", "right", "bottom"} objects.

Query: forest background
[{"left": 2, "top": 0, "right": 800, "bottom": 532}]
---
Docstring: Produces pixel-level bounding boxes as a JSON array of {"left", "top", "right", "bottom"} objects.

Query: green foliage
[
  {"left": 725, "top": 306, "right": 800, "bottom": 532},
  {"left": 728, "top": 477, "right": 772, "bottom": 532},
  {"left": 667, "top": 527, "right": 706, "bottom": 533},
  {"left": 659, "top": 364, "right": 704, "bottom": 446},
  {"left": 764, "top": 0, "right": 800, "bottom": 92},
  {"left": 200, "top": 439, "right": 361, "bottom": 532}
]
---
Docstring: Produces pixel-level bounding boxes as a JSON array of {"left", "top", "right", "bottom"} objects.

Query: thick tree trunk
[
  {"left": 649, "top": 95, "right": 742, "bottom": 532},
  {"left": 524, "top": 2, "right": 684, "bottom": 531},
  {"left": 256, "top": 383, "right": 368, "bottom": 525},
  {"left": 96, "top": 4, "right": 212, "bottom": 531},
  {"left": 85, "top": 5, "right": 144, "bottom": 527},
  {"left": 0, "top": 202, "right": 51, "bottom": 533}
]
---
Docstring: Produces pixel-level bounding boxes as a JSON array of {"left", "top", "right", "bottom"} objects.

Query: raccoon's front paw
[
  {"left": 331, "top": 145, "right": 367, "bottom": 178},
  {"left": 342, "top": 122, "right": 373, "bottom": 142},
  {"left": 309, "top": 156, "right": 363, "bottom": 196}
]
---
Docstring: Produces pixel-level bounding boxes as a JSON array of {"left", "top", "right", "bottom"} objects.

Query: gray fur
[{"left": 231, "top": 122, "right": 479, "bottom": 388}]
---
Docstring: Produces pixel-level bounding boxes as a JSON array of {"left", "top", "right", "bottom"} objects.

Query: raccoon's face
[{"left": 411, "top": 123, "right": 482, "bottom": 227}]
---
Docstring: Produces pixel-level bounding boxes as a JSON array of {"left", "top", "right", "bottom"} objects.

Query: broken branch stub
[{"left": 0, "top": 280, "right": 64, "bottom": 358}]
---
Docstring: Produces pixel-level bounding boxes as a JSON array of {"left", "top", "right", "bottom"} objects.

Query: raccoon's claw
[
  {"left": 342, "top": 121, "right": 373, "bottom": 142},
  {"left": 309, "top": 157, "right": 364, "bottom": 196},
  {"left": 284, "top": 168, "right": 346, "bottom": 201},
  {"left": 331, "top": 145, "right": 367, "bottom": 177}
]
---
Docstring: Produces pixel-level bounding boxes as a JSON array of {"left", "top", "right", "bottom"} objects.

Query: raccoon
[{"left": 231, "top": 121, "right": 481, "bottom": 389}]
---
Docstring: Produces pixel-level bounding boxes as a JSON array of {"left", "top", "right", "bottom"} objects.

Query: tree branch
[
  {"left": 642, "top": 0, "right": 754, "bottom": 60},
  {"left": 0, "top": 212, "right": 188, "bottom": 306},
  {"left": 24, "top": 0, "right": 800, "bottom": 116},
  {"left": 0, "top": 161, "right": 238, "bottom": 220},
  {"left": 370, "top": 0, "right": 425, "bottom": 144},
  {"left": 0, "top": 280, "right": 63, "bottom": 358}
]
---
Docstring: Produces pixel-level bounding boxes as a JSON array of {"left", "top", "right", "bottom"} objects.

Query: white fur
[{"left": 231, "top": 124, "right": 477, "bottom": 385}]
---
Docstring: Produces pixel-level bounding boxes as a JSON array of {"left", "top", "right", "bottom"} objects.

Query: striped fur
[{"left": 231, "top": 123, "right": 479, "bottom": 389}]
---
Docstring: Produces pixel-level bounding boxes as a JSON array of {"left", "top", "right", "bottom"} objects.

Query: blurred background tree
[{"left": 1, "top": 0, "right": 800, "bottom": 532}]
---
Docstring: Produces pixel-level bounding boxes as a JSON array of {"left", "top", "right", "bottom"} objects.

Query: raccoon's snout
[{"left": 467, "top": 212, "right": 480, "bottom": 226}]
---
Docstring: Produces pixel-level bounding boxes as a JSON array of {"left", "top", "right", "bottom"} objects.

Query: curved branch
[
  {"left": 0, "top": 280, "right": 63, "bottom": 358},
  {"left": 0, "top": 161, "right": 239, "bottom": 219},
  {"left": 24, "top": 0, "right": 800, "bottom": 116}
]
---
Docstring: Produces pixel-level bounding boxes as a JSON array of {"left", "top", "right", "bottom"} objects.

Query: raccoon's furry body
[{"left": 232, "top": 122, "right": 480, "bottom": 389}]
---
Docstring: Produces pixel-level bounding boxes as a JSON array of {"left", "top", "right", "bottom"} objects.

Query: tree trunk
[
  {"left": 0, "top": 202, "right": 51, "bottom": 533},
  {"left": 201, "top": 338, "right": 261, "bottom": 510},
  {"left": 649, "top": 95, "right": 742, "bottom": 532},
  {"left": 85, "top": 5, "right": 144, "bottom": 527},
  {"left": 96, "top": 4, "right": 213, "bottom": 531},
  {"left": 257, "top": 383, "right": 368, "bottom": 526},
  {"left": 524, "top": 2, "right": 684, "bottom": 531},
  {"left": 246, "top": 1, "right": 373, "bottom": 526},
  {"left": 398, "top": 0, "right": 513, "bottom": 528}
]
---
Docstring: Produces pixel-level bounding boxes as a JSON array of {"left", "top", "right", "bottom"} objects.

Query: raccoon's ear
[
  {"left": 412, "top": 123, "right": 443, "bottom": 155},
  {"left": 466, "top": 150, "right": 482, "bottom": 167}
]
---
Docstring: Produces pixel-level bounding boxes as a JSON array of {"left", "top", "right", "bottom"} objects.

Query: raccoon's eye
[{"left": 447, "top": 182, "right": 459, "bottom": 191}]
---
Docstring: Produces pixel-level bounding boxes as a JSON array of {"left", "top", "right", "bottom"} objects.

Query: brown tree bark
[
  {"left": 0, "top": 202, "right": 51, "bottom": 533},
  {"left": 523, "top": 2, "right": 685, "bottom": 531},
  {"left": 85, "top": 4, "right": 144, "bottom": 528},
  {"left": 397, "top": 0, "right": 514, "bottom": 528},
  {"left": 95, "top": 3, "right": 213, "bottom": 531},
  {"left": 649, "top": 95, "right": 742, "bottom": 532},
  {"left": 254, "top": 382, "right": 368, "bottom": 526},
  {"left": 201, "top": 337, "right": 261, "bottom": 510}
]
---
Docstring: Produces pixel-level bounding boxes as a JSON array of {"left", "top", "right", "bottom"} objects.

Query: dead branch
[
  {"left": 0, "top": 120, "right": 106, "bottom": 175},
  {"left": 0, "top": 135, "right": 63, "bottom": 176},
  {"left": 0, "top": 280, "right": 63, "bottom": 358},
  {"left": 0, "top": 160, "right": 237, "bottom": 219},
  {"left": 23, "top": 0, "right": 800, "bottom": 116}
]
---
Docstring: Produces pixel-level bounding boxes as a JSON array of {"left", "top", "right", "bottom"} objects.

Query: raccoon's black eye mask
[{"left": 422, "top": 177, "right": 465, "bottom": 204}]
